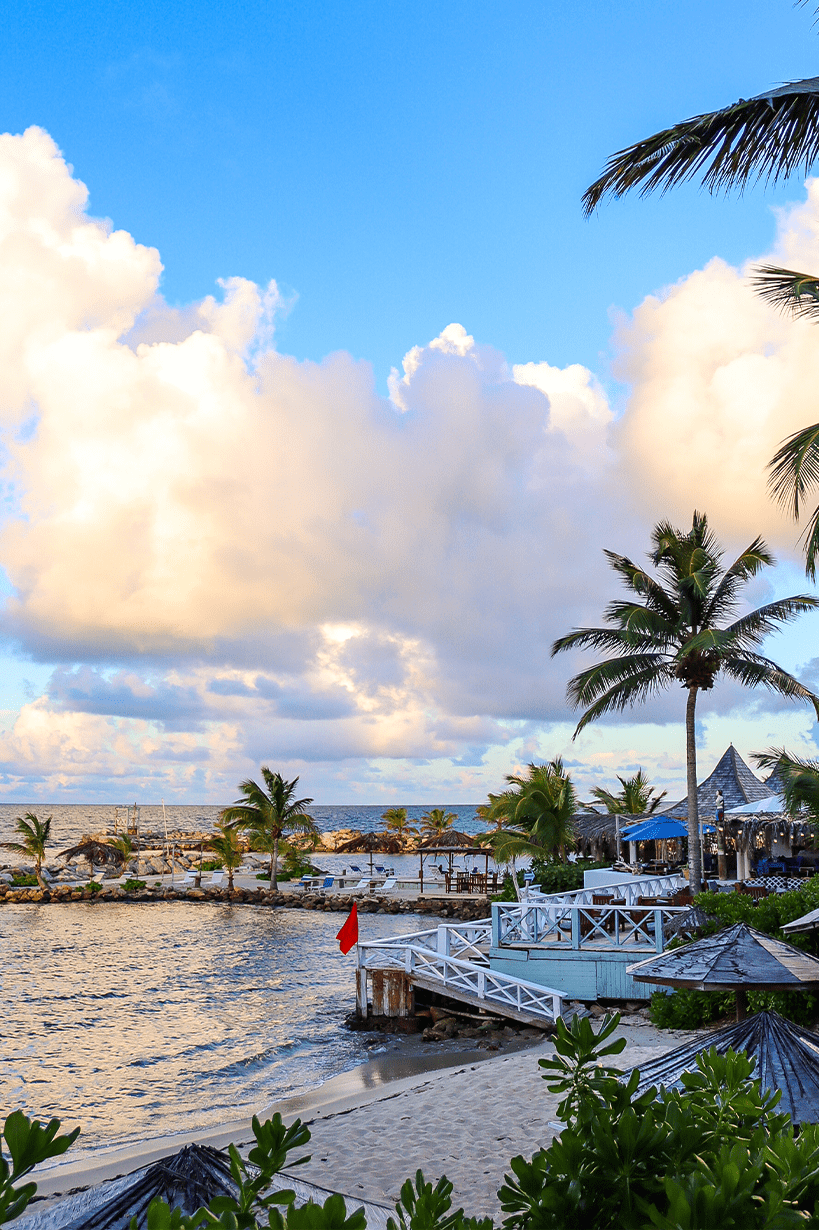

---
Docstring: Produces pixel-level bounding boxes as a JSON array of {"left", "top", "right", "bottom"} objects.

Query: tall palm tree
[
  {"left": 476, "top": 790, "right": 518, "bottom": 832},
  {"left": 582, "top": 29, "right": 819, "bottom": 578},
  {"left": 419, "top": 808, "right": 458, "bottom": 837},
  {"left": 589, "top": 769, "right": 667, "bottom": 816},
  {"left": 206, "top": 821, "right": 244, "bottom": 891},
  {"left": 482, "top": 761, "right": 578, "bottom": 899},
  {"left": 1, "top": 812, "right": 52, "bottom": 888},
  {"left": 380, "top": 807, "right": 417, "bottom": 844},
  {"left": 551, "top": 512, "right": 819, "bottom": 890},
  {"left": 221, "top": 768, "right": 317, "bottom": 890}
]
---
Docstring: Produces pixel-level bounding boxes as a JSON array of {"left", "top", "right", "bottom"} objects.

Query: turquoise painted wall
[{"left": 489, "top": 945, "right": 654, "bottom": 1002}]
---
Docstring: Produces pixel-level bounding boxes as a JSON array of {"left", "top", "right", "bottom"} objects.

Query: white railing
[
  {"left": 494, "top": 901, "right": 688, "bottom": 951},
  {"left": 358, "top": 941, "right": 563, "bottom": 1023},
  {"left": 362, "top": 919, "right": 491, "bottom": 964},
  {"left": 522, "top": 872, "right": 686, "bottom": 908}
]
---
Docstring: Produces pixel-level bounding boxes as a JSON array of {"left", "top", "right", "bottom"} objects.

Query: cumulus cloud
[{"left": 0, "top": 125, "right": 816, "bottom": 801}]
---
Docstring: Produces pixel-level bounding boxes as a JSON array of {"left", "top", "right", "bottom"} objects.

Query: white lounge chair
[
  {"left": 351, "top": 877, "right": 372, "bottom": 892},
  {"left": 209, "top": 870, "right": 225, "bottom": 886},
  {"left": 379, "top": 877, "right": 397, "bottom": 893}
]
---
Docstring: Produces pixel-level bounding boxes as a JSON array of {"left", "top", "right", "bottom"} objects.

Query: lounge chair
[
  {"left": 378, "top": 877, "right": 397, "bottom": 893},
  {"left": 349, "top": 865, "right": 363, "bottom": 874},
  {"left": 181, "top": 870, "right": 199, "bottom": 887},
  {"left": 91, "top": 870, "right": 106, "bottom": 883},
  {"left": 351, "top": 877, "right": 372, "bottom": 892},
  {"left": 322, "top": 875, "right": 334, "bottom": 889},
  {"left": 209, "top": 871, "right": 225, "bottom": 886}
]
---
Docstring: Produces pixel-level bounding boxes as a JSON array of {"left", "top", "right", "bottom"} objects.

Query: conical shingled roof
[
  {"left": 626, "top": 1010, "right": 819, "bottom": 1124},
  {"left": 662, "top": 744, "right": 773, "bottom": 818},
  {"left": 627, "top": 923, "right": 819, "bottom": 990}
]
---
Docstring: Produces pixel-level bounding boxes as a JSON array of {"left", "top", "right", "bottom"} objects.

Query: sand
[{"left": 23, "top": 1020, "right": 698, "bottom": 1226}]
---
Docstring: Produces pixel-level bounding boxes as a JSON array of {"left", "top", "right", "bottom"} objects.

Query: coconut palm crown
[
  {"left": 480, "top": 761, "right": 577, "bottom": 898},
  {"left": 221, "top": 768, "right": 317, "bottom": 890},
  {"left": 419, "top": 808, "right": 458, "bottom": 837},
  {"left": 753, "top": 746, "right": 819, "bottom": 822},
  {"left": 589, "top": 769, "right": 667, "bottom": 816},
  {"left": 1, "top": 812, "right": 52, "bottom": 888},
  {"left": 551, "top": 512, "right": 819, "bottom": 890},
  {"left": 206, "top": 821, "right": 244, "bottom": 891}
]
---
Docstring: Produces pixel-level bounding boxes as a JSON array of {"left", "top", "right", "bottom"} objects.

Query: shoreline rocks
[{"left": 0, "top": 882, "right": 491, "bottom": 920}]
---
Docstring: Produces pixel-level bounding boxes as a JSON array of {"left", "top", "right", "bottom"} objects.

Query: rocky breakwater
[{"left": 0, "top": 881, "right": 492, "bottom": 921}]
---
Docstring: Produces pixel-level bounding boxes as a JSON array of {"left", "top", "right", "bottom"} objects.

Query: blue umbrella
[{"left": 621, "top": 817, "right": 715, "bottom": 841}]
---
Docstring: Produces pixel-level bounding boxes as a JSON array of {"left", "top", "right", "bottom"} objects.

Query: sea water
[{"left": 0, "top": 803, "right": 487, "bottom": 1156}]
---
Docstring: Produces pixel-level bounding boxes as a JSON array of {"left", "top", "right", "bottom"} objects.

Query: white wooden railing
[
  {"left": 361, "top": 919, "right": 492, "bottom": 964},
  {"left": 522, "top": 872, "right": 686, "bottom": 908},
  {"left": 357, "top": 940, "right": 563, "bottom": 1023},
  {"left": 494, "top": 901, "right": 688, "bottom": 951}
]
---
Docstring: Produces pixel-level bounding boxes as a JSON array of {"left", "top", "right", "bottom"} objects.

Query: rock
[{"left": 589, "top": 1003, "right": 607, "bottom": 1017}]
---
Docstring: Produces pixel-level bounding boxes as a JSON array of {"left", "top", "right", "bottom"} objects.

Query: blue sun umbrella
[{"left": 621, "top": 817, "right": 715, "bottom": 841}]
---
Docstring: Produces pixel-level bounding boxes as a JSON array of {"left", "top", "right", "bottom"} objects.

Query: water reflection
[{"left": 0, "top": 903, "right": 427, "bottom": 1150}]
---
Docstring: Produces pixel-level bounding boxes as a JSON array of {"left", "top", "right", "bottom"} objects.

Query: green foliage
[
  {"left": 589, "top": 768, "right": 667, "bottom": 815},
  {"left": 201, "top": 859, "right": 223, "bottom": 871},
  {"left": 122, "top": 878, "right": 147, "bottom": 892},
  {"left": 387, "top": 1171, "right": 491, "bottom": 1230},
  {"left": 9, "top": 873, "right": 38, "bottom": 888},
  {"left": 0, "top": 1110, "right": 79, "bottom": 1224},
  {"left": 529, "top": 860, "right": 609, "bottom": 894},
  {"left": 84, "top": 880, "right": 102, "bottom": 893},
  {"left": 221, "top": 768, "right": 317, "bottom": 890},
  {"left": 0, "top": 813, "right": 53, "bottom": 886},
  {"left": 419, "top": 809, "right": 458, "bottom": 837},
  {"left": 648, "top": 988, "right": 734, "bottom": 1030}
]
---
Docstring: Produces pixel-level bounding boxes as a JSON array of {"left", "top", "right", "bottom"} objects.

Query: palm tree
[
  {"left": 419, "top": 808, "right": 458, "bottom": 838},
  {"left": 476, "top": 790, "right": 518, "bottom": 832},
  {"left": 551, "top": 512, "right": 819, "bottom": 890},
  {"left": 753, "top": 747, "right": 819, "bottom": 822},
  {"left": 380, "top": 807, "right": 417, "bottom": 844},
  {"left": 206, "top": 821, "right": 244, "bottom": 890},
  {"left": 110, "top": 833, "right": 135, "bottom": 867},
  {"left": 482, "top": 761, "right": 578, "bottom": 899},
  {"left": 1, "top": 812, "right": 52, "bottom": 888},
  {"left": 221, "top": 768, "right": 317, "bottom": 890},
  {"left": 589, "top": 769, "right": 667, "bottom": 816},
  {"left": 582, "top": 32, "right": 819, "bottom": 578}
]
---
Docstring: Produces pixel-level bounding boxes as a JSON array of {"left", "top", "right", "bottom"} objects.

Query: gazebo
[{"left": 417, "top": 830, "right": 486, "bottom": 892}]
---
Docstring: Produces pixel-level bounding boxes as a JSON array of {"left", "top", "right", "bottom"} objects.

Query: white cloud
[{"left": 0, "top": 125, "right": 817, "bottom": 802}]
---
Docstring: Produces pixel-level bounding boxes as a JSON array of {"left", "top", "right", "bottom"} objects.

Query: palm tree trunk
[
  {"left": 272, "top": 836, "right": 278, "bottom": 891},
  {"left": 35, "top": 857, "right": 45, "bottom": 891},
  {"left": 686, "top": 686, "right": 702, "bottom": 892},
  {"left": 269, "top": 850, "right": 274, "bottom": 885}
]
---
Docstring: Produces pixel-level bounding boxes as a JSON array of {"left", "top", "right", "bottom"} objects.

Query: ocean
[{"left": 0, "top": 803, "right": 489, "bottom": 1161}]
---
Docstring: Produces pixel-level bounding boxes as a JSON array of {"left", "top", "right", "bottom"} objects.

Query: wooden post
[
  {"left": 356, "top": 967, "right": 368, "bottom": 1019},
  {"left": 735, "top": 986, "right": 747, "bottom": 1022}
]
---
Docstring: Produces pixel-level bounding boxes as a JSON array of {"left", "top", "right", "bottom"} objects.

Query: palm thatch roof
[
  {"left": 58, "top": 840, "right": 125, "bottom": 866},
  {"left": 418, "top": 829, "right": 475, "bottom": 850},
  {"left": 334, "top": 831, "right": 403, "bottom": 854},
  {"left": 627, "top": 1010, "right": 819, "bottom": 1125}
]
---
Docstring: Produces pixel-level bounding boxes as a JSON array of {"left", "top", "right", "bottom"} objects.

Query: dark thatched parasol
[
  {"left": 58, "top": 840, "right": 126, "bottom": 868},
  {"left": 418, "top": 830, "right": 475, "bottom": 850},
  {"left": 335, "top": 832, "right": 403, "bottom": 855},
  {"left": 626, "top": 1010, "right": 819, "bottom": 1125},
  {"left": 628, "top": 922, "right": 819, "bottom": 1021}
]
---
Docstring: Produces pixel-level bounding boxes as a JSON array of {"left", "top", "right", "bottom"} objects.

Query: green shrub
[
  {"left": 648, "top": 987, "right": 734, "bottom": 1030},
  {"left": 84, "top": 880, "right": 102, "bottom": 893},
  {"left": 530, "top": 859, "right": 610, "bottom": 894},
  {"left": 9, "top": 873, "right": 37, "bottom": 887},
  {"left": 121, "top": 878, "right": 147, "bottom": 892},
  {"left": 200, "top": 858, "right": 223, "bottom": 871}
]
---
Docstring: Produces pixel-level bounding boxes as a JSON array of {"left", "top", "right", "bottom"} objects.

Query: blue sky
[{"left": 1, "top": 0, "right": 819, "bottom": 803}]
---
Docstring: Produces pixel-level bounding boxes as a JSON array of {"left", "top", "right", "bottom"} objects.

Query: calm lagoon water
[{"left": 0, "top": 901, "right": 442, "bottom": 1156}]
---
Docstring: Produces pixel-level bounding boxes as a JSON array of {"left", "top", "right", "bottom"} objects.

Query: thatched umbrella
[
  {"left": 627, "top": 1010, "right": 819, "bottom": 1125},
  {"left": 628, "top": 922, "right": 819, "bottom": 1021},
  {"left": 59, "top": 840, "right": 126, "bottom": 878},
  {"left": 335, "top": 830, "right": 402, "bottom": 872}
]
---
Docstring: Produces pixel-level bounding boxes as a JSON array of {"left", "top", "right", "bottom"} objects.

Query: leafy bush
[
  {"left": 121, "top": 879, "right": 147, "bottom": 892},
  {"left": 10, "top": 1016, "right": 819, "bottom": 1229},
  {"left": 648, "top": 987, "right": 734, "bottom": 1030},
  {"left": 200, "top": 859, "right": 223, "bottom": 871},
  {"left": 530, "top": 859, "right": 610, "bottom": 894},
  {"left": 9, "top": 874, "right": 37, "bottom": 888}
]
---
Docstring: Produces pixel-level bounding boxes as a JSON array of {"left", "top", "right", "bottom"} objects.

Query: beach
[{"left": 23, "top": 1019, "right": 697, "bottom": 1225}]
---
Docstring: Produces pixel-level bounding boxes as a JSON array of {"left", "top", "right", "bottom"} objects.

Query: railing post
[
  {"left": 571, "top": 908, "right": 579, "bottom": 949},
  {"left": 654, "top": 909, "right": 663, "bottom": 953},
  {"left": 477, "top": 968, "right": 485, "bottom": 1000},
  {"left": 405, "top": 946, "right": 412, "bottom": 973},
  {"left": 492, "top": 903, "right": 501, "bottom": 949},
  {"left": 437, "top": 924, "right": 450, "bottom": 956}
]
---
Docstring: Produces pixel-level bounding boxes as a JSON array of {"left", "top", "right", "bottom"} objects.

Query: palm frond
[
  {"left": 719, "top": 654, "right": 819, "bottom": 713},
  {"left": 583, "top": 77, "right": 819, "bottom": 214},
  {"left": 603, "top": 551, "right": 680, "bottom": 620},
  {"left": 769, "top": 421, "right": 819, "bottom": 521},
  {"left": 602, "top": 601, "right": 679, "bottom": 640},
  {"left": 701, "top": 537, "right": 774, "bottom": 624},
  {"left": 567, "top": 654, "right": 673, "bottom": 710},
  {"left": 571, "top": 662, "right": 677, "bottom": 737},
  {"left": 551, "top": 626, "right": 667, "bottom": 658},
  {"left": 721, "top": 595, "right": 819, "bottom": 645},
  {"left": 753, "top": 264, "right": 819, "bottom": 320}
]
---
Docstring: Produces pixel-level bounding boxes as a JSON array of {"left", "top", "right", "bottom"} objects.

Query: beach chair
[
  {"left": 209, "top": 870, "right": 225, "bottom": 887},
  {"left": 181, "top": 870, "right": 198, "bottom": 888},
  {"left": 351, "top": 877, "right": 372, "bottom": 892},
  {"left": 378, "top": 877, "right": 397, "bottom": 893},
  {"left": 91, "top": 870, "right": 106, "bottom": 883},
  {"left": 349, "top": 865, "right": 363, "bottom": 874}
]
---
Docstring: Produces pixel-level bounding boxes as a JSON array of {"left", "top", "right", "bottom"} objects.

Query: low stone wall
[{"left": 0, "top": 882, "right": 490, "bottom": 921}]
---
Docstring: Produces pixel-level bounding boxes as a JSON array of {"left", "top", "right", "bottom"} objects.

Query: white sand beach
[{"left": 25, "top": 1020, "right": 699, "bottom": 1226}]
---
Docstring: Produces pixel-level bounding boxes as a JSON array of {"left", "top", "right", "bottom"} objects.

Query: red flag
[{"left": 336, "top": 902, "right": 358, "bottom": 954}]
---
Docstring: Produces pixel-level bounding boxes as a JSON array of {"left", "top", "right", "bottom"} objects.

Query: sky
[{"left": 2, "top": 0, "right": 819, "bottom": 804}]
